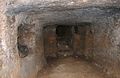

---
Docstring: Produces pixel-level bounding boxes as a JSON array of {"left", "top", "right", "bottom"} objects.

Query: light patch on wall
[
  {"left": 83, "top": 0, "right": 88, "bottom": 2},
  {"left": 68, "top": 1, "right": 74, "bottom": 5}
]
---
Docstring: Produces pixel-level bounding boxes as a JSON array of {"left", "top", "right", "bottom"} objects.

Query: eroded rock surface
[{"left": 0, "top": 0, "right": 120, "bottom": 78}]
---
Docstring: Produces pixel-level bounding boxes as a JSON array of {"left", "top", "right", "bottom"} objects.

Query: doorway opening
[
  {"left": 43, "top": 25, "right": 75, "bottom": 59},
  {"left": 56, "top": 25, "right": 73, "bottom": 56},
  {"left": 43, "top": 22, "right": 93, "bottom": 62}
]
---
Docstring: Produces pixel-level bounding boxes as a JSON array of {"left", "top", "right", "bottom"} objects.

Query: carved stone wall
[{"left": 0, "top": 0, "right": 120, "bottom": 78}]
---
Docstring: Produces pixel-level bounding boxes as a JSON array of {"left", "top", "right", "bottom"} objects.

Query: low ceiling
[
  {"left": 6, "top": 0, "right": 120, "bottom": 28},
  {"left": 5, "top": 0, "right": 120, "bottom": 16}
]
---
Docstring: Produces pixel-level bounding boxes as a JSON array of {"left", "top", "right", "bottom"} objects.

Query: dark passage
[
  {"left": 56, "top": 25, "right": 73, "bottom": 52},
  {"left": 43, "top": 23, "right": 93, "bottom": 59}
]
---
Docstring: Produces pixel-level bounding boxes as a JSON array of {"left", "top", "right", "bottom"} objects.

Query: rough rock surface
[
  {"left": 38, "top": 57, "right": 108, "bottom": 78},
  {"left": 0, "top": 0, "right": 120, "bottom": 78}
]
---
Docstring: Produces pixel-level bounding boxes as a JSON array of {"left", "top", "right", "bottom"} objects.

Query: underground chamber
[
  {"left": 3, "top": 4, "right": 120, "bottom": 78},
  {"left": 17, "top": 21, "right": 101, "bottom": 78},
  {"left": 43, "top": 23, "right": 93, "bottom": 59},
  {"left": 17, "top": 22, "right": 93, "bottom": 58}
]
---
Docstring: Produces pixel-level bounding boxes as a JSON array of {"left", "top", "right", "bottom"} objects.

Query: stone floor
[{"left": 37, "top": 57, "right": 109, "bottom": 78}]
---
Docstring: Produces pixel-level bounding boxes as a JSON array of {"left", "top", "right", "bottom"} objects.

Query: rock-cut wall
[{"left": 0, "top": 0, "right": 120, "bottom": 78}]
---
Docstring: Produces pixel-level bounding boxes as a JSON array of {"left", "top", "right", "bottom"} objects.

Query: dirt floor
[{"left": 37, "top": 57, "right": 109, "bottom": 78}]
